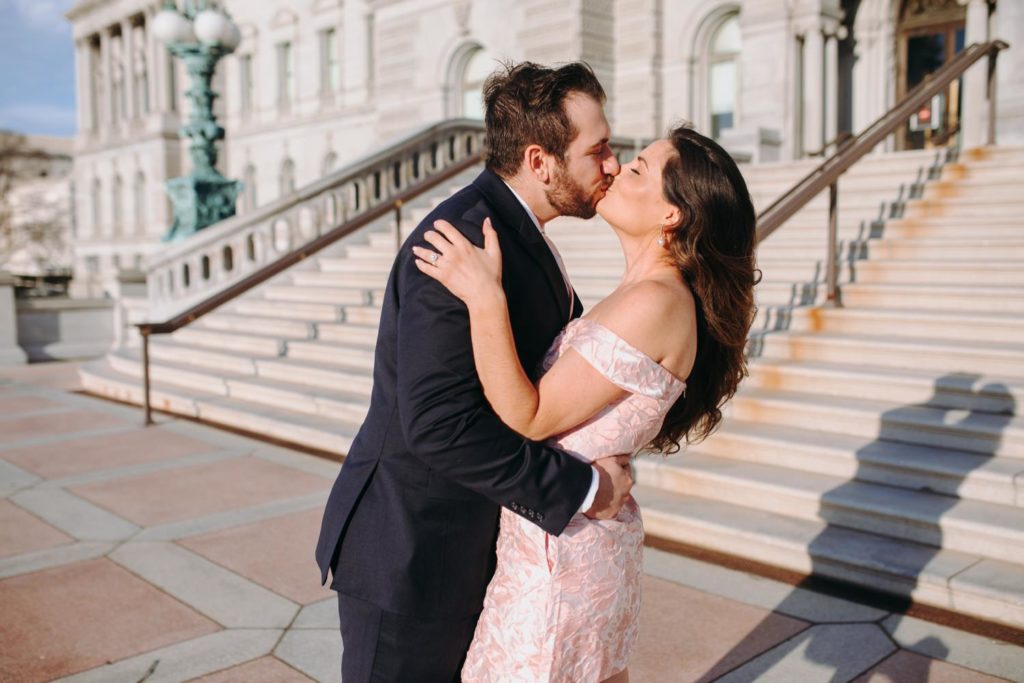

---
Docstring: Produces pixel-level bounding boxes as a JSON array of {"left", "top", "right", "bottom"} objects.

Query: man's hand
[{"left": 583, "top": 455, "right": 634, "bottom": 520}]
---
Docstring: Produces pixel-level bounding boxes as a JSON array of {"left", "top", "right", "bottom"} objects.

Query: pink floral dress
[{"left": 461, "top": 318, "right": 687, "bottom": 683}]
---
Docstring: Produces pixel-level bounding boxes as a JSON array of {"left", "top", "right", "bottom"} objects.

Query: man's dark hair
[{"left": 483, "top": 61, "right": 606, "bottom": 178}]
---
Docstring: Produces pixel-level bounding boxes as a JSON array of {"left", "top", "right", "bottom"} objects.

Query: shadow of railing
[{"left": 692, "top": 375, "right": 1015, "bottom": 681}]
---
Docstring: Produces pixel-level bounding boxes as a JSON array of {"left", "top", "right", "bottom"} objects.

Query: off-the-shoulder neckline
[{"left": 567, "top": 317, "right": 688, "bottom": 389}]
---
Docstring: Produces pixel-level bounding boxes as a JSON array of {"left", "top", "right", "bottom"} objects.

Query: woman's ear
[{"left": 663, "top": 206, "right": 682, "bottom": 230}]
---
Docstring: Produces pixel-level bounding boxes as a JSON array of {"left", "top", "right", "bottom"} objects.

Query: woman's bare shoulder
[{"left": 587, "top": 276, "right": 696, "bottom": 365}]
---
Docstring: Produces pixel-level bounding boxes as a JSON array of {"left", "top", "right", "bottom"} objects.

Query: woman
[{"left": 412, "top": 125, "right": 758, "bottom": 683}]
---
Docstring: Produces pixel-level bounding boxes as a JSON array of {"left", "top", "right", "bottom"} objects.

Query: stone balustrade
[{"left": 143, "top": 119, "right": 488, "bottom": 322}]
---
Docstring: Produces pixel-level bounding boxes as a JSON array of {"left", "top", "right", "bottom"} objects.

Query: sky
[{"left": 0, "top": 0, "right": 77, "bottom": 138}]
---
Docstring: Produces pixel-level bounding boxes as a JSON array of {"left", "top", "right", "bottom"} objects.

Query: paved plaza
[{"left": 1, "top": 361, "right": 1022, "bottom": 683}]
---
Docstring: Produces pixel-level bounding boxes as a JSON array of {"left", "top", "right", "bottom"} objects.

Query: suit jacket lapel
[{"left": 472, "top": 170, "right": 572, "bottom": 322}]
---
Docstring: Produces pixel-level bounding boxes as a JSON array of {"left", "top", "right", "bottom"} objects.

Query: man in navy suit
[{"left": 316, "top": 61, "right": 632, "bottom": 682}]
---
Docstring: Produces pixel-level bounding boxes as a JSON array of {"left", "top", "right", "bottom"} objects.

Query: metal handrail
[
  {"left": 135, "top": 133, "right": 645, "bottom": 424},
  {"left": 756, "top": 40, "right": 1008, "bottom": 306}
]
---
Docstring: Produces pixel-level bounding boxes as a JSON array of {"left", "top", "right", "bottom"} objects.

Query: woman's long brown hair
[{"left": 649, "top": 125, "right": 759, "bottom": 453}]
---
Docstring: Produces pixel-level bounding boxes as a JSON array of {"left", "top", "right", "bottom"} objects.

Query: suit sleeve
[{"left": 394, "top": 217, "right": 593, "bottom": 536}]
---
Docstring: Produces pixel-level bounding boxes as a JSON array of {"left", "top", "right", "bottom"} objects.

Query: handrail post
[
  {"left": 394, "top": 199, "right": 404, "bottom": 254},
  {"left": 987, "top": 47, "right": 999, "bottom": 146},
  {"left": 826, "top": 181, "right": 840, "bottom": 306},
  {"left": 140, "top": 326, "right": 153, "bottom": 426}
]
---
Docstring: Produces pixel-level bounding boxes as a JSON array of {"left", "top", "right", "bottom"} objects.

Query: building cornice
[{"left": 66, "top": 0, "right": 111, "bottom": 22}]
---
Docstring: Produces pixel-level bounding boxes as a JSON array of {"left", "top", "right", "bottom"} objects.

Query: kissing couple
[{"left": 316, "top": 60, "right": 758, "bottom": 682}]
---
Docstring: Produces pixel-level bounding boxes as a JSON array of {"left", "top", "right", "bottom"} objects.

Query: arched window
[
  {"left": 460, "top": 49, "right": 490, "bottom": 119},
  {"left": 708, "top": 14, "right": 740, "bottom": 139},
  {"left": 112, "top": 175, "right": 123, "bottom": 235},
  {"left": 243, "top": 164, "right": 257, "bottom": 211},
  {"left": 279, "top": 158, "right": 295, "bottom": 198},
  {"left": 133, "top": 171, "right": 146, "bottom": 234}
]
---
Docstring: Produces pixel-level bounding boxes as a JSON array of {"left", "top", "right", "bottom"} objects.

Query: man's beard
[{"left": 546, "top": 162, "right": 600, "bottom": 219}]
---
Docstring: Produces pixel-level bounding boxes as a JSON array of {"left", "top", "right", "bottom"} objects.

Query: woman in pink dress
[{"left": 413, "top": 125, "right": 758, "bottom": 683}]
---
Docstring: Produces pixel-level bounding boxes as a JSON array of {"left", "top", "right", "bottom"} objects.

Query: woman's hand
[{"left": 413, "top": 217, "right": 503, "bottom": 308}]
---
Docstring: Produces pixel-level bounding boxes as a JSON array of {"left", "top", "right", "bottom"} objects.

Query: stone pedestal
[
  {"left": 0, "top": 272, "right": 28, "bottom": 365},
  {"left": 163, "top": 174, "right": 242, "bottom": 243}
]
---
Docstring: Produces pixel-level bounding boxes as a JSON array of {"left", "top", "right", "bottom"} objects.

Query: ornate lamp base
[{"left": 162, "top": 173, "right": 242, "bottom": 243}]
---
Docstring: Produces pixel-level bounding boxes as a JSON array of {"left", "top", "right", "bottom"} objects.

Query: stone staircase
[{"left": 80, "top": 146, "right": 1024, "bottom": 628}]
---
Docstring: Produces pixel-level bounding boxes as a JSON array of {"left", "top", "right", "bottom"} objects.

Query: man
[{"left": 315, "top": 61, "right": 632, "bottom": 682}]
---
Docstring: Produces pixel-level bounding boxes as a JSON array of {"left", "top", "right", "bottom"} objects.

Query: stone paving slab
[
  {"left": 0, "top": 498, "right": 73, "bottom": 558},
  {"left": 853, "top": 650, "right": 1010, "bottom": 682},
  {"left": 68, "top": 456, "right": 332, "bottom": 527},
  {"left": 53, "top": 629, "right": 283, "bottom": 683},
  {"left": 1, "top": 361, "right": 1022, "bottom": 683},
  {"left": 110, "top": 541, "right": 300, "bottom": 628},
  {"left": 1, "top": 427, "right": 223, "bottom": 479},
  {"left": 11, "top": 487, "right": 139, "bottom": 540},
  {"left": 715, "top": 623, "right": 898, "bottom": 683},
  {"left": 0, "top": 558, "right": 219, "bottom": 682},
  {"left": 193, "top": 655, "right": 317, "bottom": 682},
  {"left": 178, "top": 507, "right": 335, "bottom": 605}
]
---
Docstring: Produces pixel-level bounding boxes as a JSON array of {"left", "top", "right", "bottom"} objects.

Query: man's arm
[{"left": 395, "top": 218, "right": 599, "bottom": 535}]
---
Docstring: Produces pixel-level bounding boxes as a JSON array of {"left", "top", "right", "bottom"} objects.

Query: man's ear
[{"left": 524, "top": 144, "right": 554, "bottom": 184}]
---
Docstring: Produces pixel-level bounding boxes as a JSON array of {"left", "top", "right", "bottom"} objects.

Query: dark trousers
[{"left": 337, "top": 592, "right": 480, "bottom": 682}]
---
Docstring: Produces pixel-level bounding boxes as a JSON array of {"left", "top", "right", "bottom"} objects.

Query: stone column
[
  {"left": 802, "top": 25, "right": 825, "bottom": 156},
  {"left": 959, "top": 0, "right": 990, "bottom": 149},
  {"left": 121, "top": 20, "right": 137, "bottom": 121},
  {"left": 74, "top": 40, "right": 90, "bottom": 132},
  {"left": 100, "top": 27, "right": 113, "bottom": 127},
  {"left": 0, "top": 272, "right": 27, "bottom": 365},
  {"left": 824, "top": 29, "right": 839, "bottom": 148},
  {"left": 146, "top": 10, "right": 161, "bottom": 115}
]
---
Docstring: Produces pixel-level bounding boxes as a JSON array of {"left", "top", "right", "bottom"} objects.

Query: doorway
[{"left": 896, "top": 0, "right": 966, "bottom": 149}]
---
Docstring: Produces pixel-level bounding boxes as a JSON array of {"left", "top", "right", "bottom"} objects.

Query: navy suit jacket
[{"left": 315, "top": 168, "right": 593, "bottom": 619}]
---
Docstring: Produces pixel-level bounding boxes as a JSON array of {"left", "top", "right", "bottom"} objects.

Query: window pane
[
  {"left": 713, "top": 16, "right": 740, "bottom": 55},
  {"left": 710, "top": 60, "right": 736, "bottom": 138}
]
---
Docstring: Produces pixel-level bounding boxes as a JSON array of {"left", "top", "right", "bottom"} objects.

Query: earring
[{"left": 657, "top": 235, "right": 666, "bottom": 247}]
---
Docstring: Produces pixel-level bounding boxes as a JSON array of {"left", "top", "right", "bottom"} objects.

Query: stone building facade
[{"left": 65, "top": 0, "right": 1023, "bottom": 296}]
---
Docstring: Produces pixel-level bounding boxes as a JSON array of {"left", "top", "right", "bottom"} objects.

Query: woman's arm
[{"left": 414, "top": 219, "right": 627, "bottom": 440}]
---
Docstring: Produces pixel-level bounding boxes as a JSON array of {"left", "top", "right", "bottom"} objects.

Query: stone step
[
  {"left": 108, "top": 348, "right": 229, "bottom": 396},
  {"left": 108, "top": 348, "right": 369, "bottom": 426},
  {"left": 172, "top": 327, "right": 287, "bottom": 357},
  {"left": 904, "top": 200, "right": 1024, "bottom": 220},
  {"left": 637, "top": 453, "right": 1024, "bottom": 563},
  {"left": 746, "top": 357, "right": 1024, "bottom": 413},
  {"left": 192, "top": 394, "right": 356, "bottom": 453},
  {"left": 875, "top": 222, "right": 1024, "bottom": 240},
  {"left": 756, "top": 329, "right": 1024, "bottom": 378},
  {"left": 263, "top": 284, "right": 372, "bottom": 306},
  {"left": 839, "top": 283, "right": 1024, "bottom": 313},
  {"left": 314, "top": 322, "right": 379, "bottom": 346},
  {"left": 342, "top": 305, "right": 382, "bottom": 326},
  {"left": 727, "top": 386, "right": 1024, "bottom": 458},
  {"left": 681, "top": 418, "right": 1023, "bottom": 507},
  {"left": 253, "top": 357, "right": 374, "bottom": 396},
  {"left": 147, "top": 338, "right": 265, "bottom": 375},
  {"left": 232, "top": 298, "right": 344, "bottom": 322},
  {"left": 635, "top": 485, "right": 1024, "bottom": 627},
  {"left": 866, "top": 238, "right": 1024, "bottom": 260},
  {"left": 286, "top": 340, "right": 376, "bottom": 369},
  {"left": 768, "top": 306, "right": 1024, "bottom": 344},
  {"left": 848, "top": 260, "right": 1024, "bottom": 286},
  {"left": 318, "top": 257, "right": 394, "bottom": 274},
  {"left": 197, "top": 313, "right": 316, "bottom": 340},
  {"left": 291, "top": 270, "right": 390, "bottom": 290},
  {"left": 80, "top": 357, "right": 225, "bottom": 419}
]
